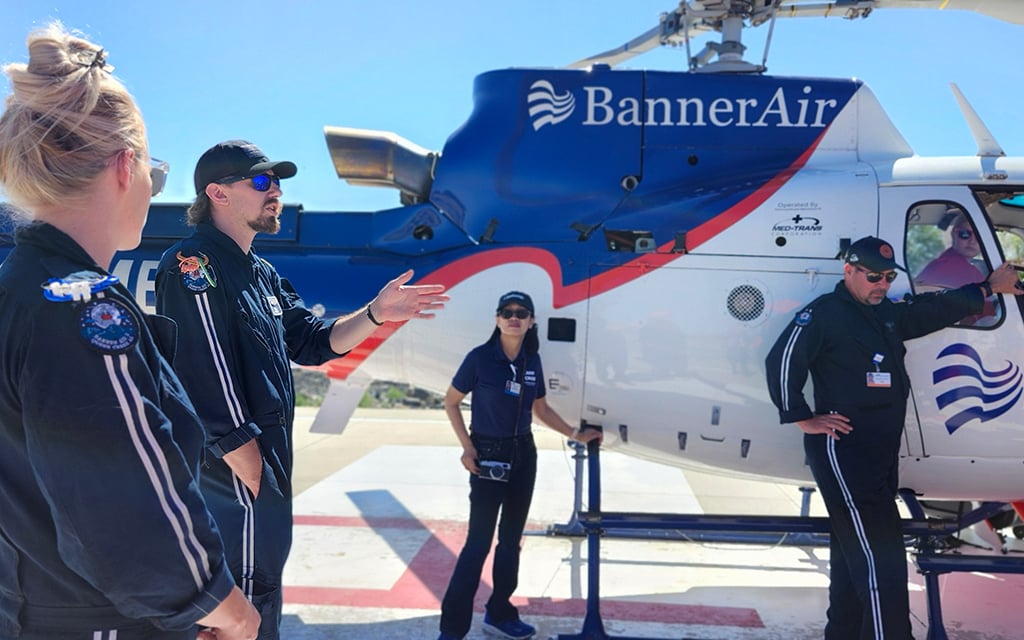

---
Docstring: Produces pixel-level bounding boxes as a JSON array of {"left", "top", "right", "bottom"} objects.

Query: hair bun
[{"left": 0, "top": 22, "right": 144, "bottom": 213}]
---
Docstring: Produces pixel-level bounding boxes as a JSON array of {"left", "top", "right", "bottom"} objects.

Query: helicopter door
[
  {"left": 881, "top": 186, "right": 1024, "bottom": 466},
  {"left": 580, "top": 256, "right": 829, "bottom": 483}
]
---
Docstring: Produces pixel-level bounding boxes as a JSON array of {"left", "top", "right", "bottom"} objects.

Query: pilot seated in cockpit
[{"left": 914, "top": 212, "right": 995, "bottom": 325}]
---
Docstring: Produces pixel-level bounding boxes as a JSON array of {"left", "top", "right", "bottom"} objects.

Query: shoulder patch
[
  {"left": 78, "top": 298, "right": 140, "bottom": 354},
  {"left": 177, "top": 251, "right": 217, "bottom": 292},
  {"left": 795, "top": 309, "right": 813, "bottom": 326},
  {"left": 43, "top": 271, "right": 118, "bottom": 303}
]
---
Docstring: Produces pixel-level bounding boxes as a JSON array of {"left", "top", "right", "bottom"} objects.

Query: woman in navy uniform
[
  {"left": 437, "top": 292, "right": 602, "bottom": 640},
  {"left": 0, "top": 24, "right": 259, "bottom": 639}
]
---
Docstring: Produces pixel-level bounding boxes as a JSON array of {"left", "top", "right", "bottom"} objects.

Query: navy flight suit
[
  {"left": 765, "top": 280, "right": 984, "bottom": 640},
  {"left": 0, "top": 223, "right": 236, "bottom": 639},
  {"left": 155, "top": 222, "right": 342, "bottom": 638}
]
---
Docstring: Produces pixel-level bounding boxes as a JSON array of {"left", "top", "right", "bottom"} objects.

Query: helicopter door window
[
  {"left": 982, "top": 189, "right": 1024, "bottom": 318},
  {"left": 905, "top": 201, "right": 1000, "bottom": 328}
]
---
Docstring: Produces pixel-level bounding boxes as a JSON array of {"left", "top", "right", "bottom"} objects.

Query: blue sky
[{"left": 2, "top": 1, "right": 1022, "bottom": 212}]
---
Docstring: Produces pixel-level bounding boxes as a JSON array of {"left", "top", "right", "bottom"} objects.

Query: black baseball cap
[
  {"left": 193, "top": 140, "right": 297, "bottom": 194},
  {"left": 496, "top": 291, "right": 534, "bottom": 315},
  {"left": 845, "top": 236, "right": 904, "bottom": 272}
]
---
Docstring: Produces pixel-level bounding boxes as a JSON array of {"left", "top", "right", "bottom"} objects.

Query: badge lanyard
[
  {"left": 508, "top": 353, "right": 526, "bottom": 445},
  {"left": 866, "top": 352, "right": 892, "bottom": 388}
]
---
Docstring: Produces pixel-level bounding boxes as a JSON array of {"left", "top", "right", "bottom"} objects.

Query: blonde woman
[{"left": 0, "top": 24, "right": 259, "bottom": 639}]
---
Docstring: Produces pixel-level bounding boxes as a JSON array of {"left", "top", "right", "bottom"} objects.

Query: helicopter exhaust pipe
[{"left": 323, "top": 126, "right": 439, "bottom": 205}]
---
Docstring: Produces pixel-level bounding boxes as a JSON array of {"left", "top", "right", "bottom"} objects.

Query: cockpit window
[
  {"left": 905, "top": 201, "right": 999, "bottom": 328},
  {"left": 976, "top": 189, "right": 1024, "bottom": 264}
]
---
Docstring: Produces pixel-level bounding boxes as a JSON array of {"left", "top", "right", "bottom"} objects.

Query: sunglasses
[
  {"left": 216, "top": 173, "right": 281, "bottom": 192},
  {"left": 498, "top": 308, "right": 532, "bottom": 320},
  {"left": 149, "top": 157, "right": 169, "bottom": 197},
  {"left": 855, "top": 265, "right": 898, "bottom": 283},
  {"left": 955, "top": 228, "right": 975, "bottom": 240}
]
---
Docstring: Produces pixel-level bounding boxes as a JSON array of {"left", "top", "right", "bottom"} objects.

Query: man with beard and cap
[
  {"left": 765, "top": 235, "right": 1022, "bottom": 640},
  {"left": 155, "top": 140, "right": 448, "bottom": 639}
]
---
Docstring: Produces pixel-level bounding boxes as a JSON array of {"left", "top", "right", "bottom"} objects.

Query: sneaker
[
  {"left": 437, "top": 633, "right": 463, "bottom": 640},
  {"left": 482, "top": 614, "right": 536, "bottom": 639}
]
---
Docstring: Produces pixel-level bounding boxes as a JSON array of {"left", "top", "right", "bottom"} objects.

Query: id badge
[
  {"left": 266, "top": 295, "right": 283, "bottom": 317},
  {"left": 866, "top": 372, "right": 892, "bottom": 388},
  {"left": 505, "top": 380, "right": 522, "bottom": 396}
]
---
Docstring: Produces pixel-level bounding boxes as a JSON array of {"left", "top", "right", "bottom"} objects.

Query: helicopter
[
  {"left": 3, "top": 1, "right": 1024, "bottom": 637},
  {"left": 298, "top": 0, "right": 1024, "bottom": 505}
]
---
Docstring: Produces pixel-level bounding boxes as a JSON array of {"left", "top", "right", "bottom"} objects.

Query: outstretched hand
[{"left": 371, "top": 270, "right": 448, "bottom": 323}]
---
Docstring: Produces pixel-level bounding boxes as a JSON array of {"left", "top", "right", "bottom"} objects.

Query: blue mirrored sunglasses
[{"left": 216, "top": 173, "right": 281, "bottom": 192}]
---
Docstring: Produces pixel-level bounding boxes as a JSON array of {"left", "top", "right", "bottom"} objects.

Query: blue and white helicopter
[{"left": 4, "top": 1, "right": 1024, "bottom": 637}]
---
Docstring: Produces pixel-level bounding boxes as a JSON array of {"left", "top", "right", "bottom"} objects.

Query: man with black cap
[
  {"left": 765, "top": 235, "right": 1021, "bottom": 640},
  {"left": 155, "top": 140, "right": 447, "bottom": 638}
]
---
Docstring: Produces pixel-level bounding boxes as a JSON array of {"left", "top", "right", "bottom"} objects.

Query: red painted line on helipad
[{"left": 285, "top": 515, "right": 764, "bottom": 628}]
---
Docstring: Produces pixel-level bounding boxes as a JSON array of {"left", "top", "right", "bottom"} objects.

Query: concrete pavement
[{"left": 278, "top": 407, "right": 1024, "bottom": 639}]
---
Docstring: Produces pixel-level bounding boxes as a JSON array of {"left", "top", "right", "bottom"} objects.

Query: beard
[
  {"left": 248, "top": 198, "right": 281, "bottom": 234},
  {"left": 248, "top": 214, "right": 280, "bottom": 235}
]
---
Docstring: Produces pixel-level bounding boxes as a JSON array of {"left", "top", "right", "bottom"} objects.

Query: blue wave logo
[
  {"left": 932, "top": 343, "right": 1023, "bottom": 434},
  {"left": 527, "top": 80, "right": 575, "bottom": 130}
]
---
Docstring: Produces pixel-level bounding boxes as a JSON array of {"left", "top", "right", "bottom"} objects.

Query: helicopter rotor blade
[
  {"left": 568, "top": 1, "right": 1024, "bottom": 70},
  {"left": 567, "top": 23, "right": 688, "bottom": 69},
  {"left": 870, "top": 0, "right": 1024, "bottom": 25}
]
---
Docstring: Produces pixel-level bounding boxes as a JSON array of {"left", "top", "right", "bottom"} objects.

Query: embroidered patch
[
  {"left": 43, "top": 271, "right": 118, "bottom": 303},
  {"left": 78, "top": 299, "right": 139, "bottom": 354},
  {"left": 795, "top": 310, "right": 813, "bottom": 326},
  {"left": 177, "top": 251, "right": 217, "bottom": 292}
]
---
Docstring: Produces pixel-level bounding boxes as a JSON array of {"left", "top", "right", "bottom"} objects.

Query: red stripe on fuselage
[{"left": 319, "top": 129, "right": 827, "bottom": 381}]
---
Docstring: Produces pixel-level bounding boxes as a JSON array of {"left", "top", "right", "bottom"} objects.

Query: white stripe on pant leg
[{"left": 826, "top": 437, "right": 885, "bottom": 640}]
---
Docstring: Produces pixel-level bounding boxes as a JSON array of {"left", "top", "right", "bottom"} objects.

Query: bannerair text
[{"left": 582, "top": 85, "right": 839, "bottom": 128}]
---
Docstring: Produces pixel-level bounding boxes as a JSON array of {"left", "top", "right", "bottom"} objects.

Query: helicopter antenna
[{"left": 949, "top": 83, "right": 1005, "bottom": 158}]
